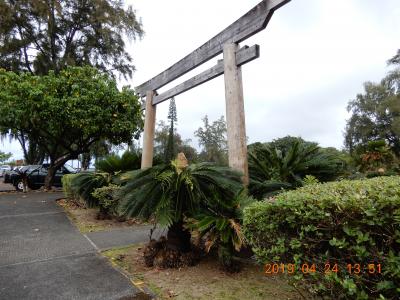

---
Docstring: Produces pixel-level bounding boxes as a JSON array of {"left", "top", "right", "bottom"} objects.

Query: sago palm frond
[
  {"left": 70, "top": 172, "right": 110, "bottom": 207},
  {"left": 248, "top": 138, "right": 344, "bottom": 199},
  {"left": 118, "top": 158, "right": 243, "bottom": 228},
  {"left": 95, "top": 151, "right": 141, "bottom": 174}
]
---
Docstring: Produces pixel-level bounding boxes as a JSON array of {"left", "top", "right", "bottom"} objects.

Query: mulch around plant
[{"left": 102, "top": 244, "right": 309, "bottom": 300}]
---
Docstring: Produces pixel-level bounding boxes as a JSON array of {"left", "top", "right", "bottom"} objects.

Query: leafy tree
[
  {"left": 355, "top": 140, "right": 398, "bottom": 177},
  {"left": 0, "top": 0, "right": 144, "bottom": 163},
  {"left": 0, "top": 131, "right": 46, "bottom": 164},
  {"left": 154, "top": 120, "right": 198, "bottom": 162},
  {"left": 248, "top": 137, "right": 345, "bottom": 199},
  {"left": 388, "top": 49, "right": 400, "bottom": 65},
  {"left": 345, "top": 53, "right": 400, "bottom": 157},
  {"left": 0, "top": 150, "right": 12, "bottom": 163},
  {"left": 165, "top": 97, "right": 177, "bottom": 162},
  {"left": 177, "top": 140, "right": 198, "bottom": 163},
  {"left": 195, "top": 115, "right": 228, "bottom": 165},
  {"left": 0, "top": 0, "right": 143, "bottom": 77},
  {"left": 154, "top": 120, "right": 182, "bottom": 157},
  {"left": 0, "top": 66, "right": 143, "bottom": 189}
]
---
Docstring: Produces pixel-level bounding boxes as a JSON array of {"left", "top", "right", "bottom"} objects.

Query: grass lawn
[
  {"left": 57, "top": 198, "right": 148, "bottom": 233},
  {"left": 102, "top": 244, "right": 309, "bottom": 300}
]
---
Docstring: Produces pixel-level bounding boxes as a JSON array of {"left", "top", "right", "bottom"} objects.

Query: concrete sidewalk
[
  {"left": 85, "top": 225, "right": 166, "bottom": 251},
  {"left": 0, "top": 192, "right": 145, "bottom": 300},
  {"left": 0, "top": 181, "right": 15, "bottom": 192}
]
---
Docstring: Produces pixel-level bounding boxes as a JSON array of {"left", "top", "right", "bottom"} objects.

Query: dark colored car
[{"left": 3, "top": 164, "right": 76, "bottom": 191}]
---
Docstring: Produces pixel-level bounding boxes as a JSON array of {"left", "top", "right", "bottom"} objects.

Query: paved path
[
  {"left": 0, "top": 192, "right": 145, "bottom": 300},
  {"left": 0, "top": 181, "right": 15, "bottom": 192},
  {"left": 85, "top": 226, "right": 165, "bottom": 251}
]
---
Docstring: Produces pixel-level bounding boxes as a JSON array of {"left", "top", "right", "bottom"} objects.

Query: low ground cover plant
[{"left": 243, "top": 176, "right": 400, "bottom": 299}]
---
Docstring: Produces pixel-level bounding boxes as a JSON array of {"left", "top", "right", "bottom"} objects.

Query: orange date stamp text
[{"left": 264, "top": 263, "right": 382, "bottom": 275}]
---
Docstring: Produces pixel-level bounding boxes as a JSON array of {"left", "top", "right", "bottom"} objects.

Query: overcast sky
[{"left": 2, "top": 0, "right": 399, "bottom": 160}]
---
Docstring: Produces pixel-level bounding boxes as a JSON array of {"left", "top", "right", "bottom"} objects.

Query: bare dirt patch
[
  {"left": 102, "top": 245, "right": 308, "bottom": 300},
  {"left": 57, "top": 198, "right": 147, "bottom": 233}
]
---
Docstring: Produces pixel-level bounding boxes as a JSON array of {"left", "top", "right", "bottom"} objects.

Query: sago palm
[
  {"left": 118, "top": 153, "right": 243, "bottom": 252},
  {"left": 248, "top": 139, "right": 343, "bottom": 199},
  {"left": 69, "top": 150, "right": 141, "bottom": 207},
  {"left": 95, "top": 151, "right": 141, "bottom": 174},
  {"left": 186, "top": 190, "right": 255, "bottom": 272}
]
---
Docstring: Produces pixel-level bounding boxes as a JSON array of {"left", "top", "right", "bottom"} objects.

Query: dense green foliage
[
  {"left": 248, "top": 137, "right": 345, "bottom": 199},
  {"left": 0, "top": 0, "right": 143, "bottom": 77},
  {"left": 61, "top": 173, "right": 79, "bottom": 200},
  {"left": 119, "top": 158, "right": 242, "bottom": 227},
  {"left": 91, "top": 184, "right": 121, "bottom": 217},
  {"left": 243, "top": 176, "right": 400, "bottom": 299},
  {"left": 187, "top": 190, "right": 254, "bottom": 271},
  {"left": 70, "top": 172, "right": 111, "bottom": 208},
  {"left": 95, "top": 151, "right": 141, "bottom": 174},
  {"left": 68, "top": 151, "right": 141, "bottom": 208},
  {"left": 0, "top": 66, "right": 143, "bottom": 188},
  {"left": 154, "top": 121, "right": 198, "bottom": 163},
  {"left": 0, "top": 0, "right": 143, "bottom": 164},
  {"left": 119, "top": 154, "right": 244, "bottom": 263},
  {"left": 357, "top": 140, "right": 399, "bottom": 177},
  {"left": 0, "top": 150, "right": 12, "bottom": 163},
  {"left": 195, "top": 115, "right": 228, "bottom": 165},
  {"left": 345, "top": 64, "right": 400, "bottom": 158}
]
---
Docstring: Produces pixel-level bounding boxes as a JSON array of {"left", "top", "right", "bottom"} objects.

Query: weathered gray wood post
[
  {"left": 223, "top": 43, "right": 249, "bottom": 185},
  {"left": 141, "top": 91, "right": 157, "bottom": 169}
]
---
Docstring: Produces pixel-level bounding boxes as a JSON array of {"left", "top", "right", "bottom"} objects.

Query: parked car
[
  {"left": 0, "top": 165, "right": 11, "bottom": 177},
  {"left": 3, "top": 164, "right": 77, "bottom": 191}
]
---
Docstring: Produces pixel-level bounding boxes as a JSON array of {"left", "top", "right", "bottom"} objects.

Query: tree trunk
[
  {"left": 166, "top": 221, "right": 191, "bottom": 253},
  {"left": 218, "top": 242, "right": 240, "bottom": 273},
  {"left": 81, "top": 153, "right": 91, "bottom": 170},
  {"left": 44, "top": 166, "right": 56, "bottom": 190},
  {"left": 44, "top": 153, "right": 75, "bottom": 190}
]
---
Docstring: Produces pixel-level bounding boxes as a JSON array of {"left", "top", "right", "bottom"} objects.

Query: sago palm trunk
[{"left": 166, "top": 220, "right": 191, "bottom": 252}]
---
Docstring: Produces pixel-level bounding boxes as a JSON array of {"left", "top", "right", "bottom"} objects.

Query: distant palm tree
[
  {"left": 248, "top": 139, "right": 343, "bottom": 199},
  {"left": 95, "top": 151, "right": 141, "bottom": 174}
]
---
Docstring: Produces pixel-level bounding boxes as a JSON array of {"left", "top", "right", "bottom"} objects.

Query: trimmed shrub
[
  {"left": 92, "top": 184, "right": 121, "bottom": 217},
  {"left": 69, "top": 172, "right": 110, "bottom": 207},
  {"left": 243, "top": 176, "right": 400, "bottom": 299},
  {"left": 62, "top": 174, "right": 80, "bottom": 200}
]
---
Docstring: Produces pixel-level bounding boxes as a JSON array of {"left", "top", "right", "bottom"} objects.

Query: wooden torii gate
[{"left": 136, "top": 0, "right": 290, "bottom": 185}]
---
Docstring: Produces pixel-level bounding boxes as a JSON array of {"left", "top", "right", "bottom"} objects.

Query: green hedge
[
  {"left": 61, "top": 174, "right": 79, "bottom": 200},
  {"left": 92, "top": 184, "right": 121, "bottom": 216},
  {"left": 243, "top": 176, "right": 400, "bottom": 299}
]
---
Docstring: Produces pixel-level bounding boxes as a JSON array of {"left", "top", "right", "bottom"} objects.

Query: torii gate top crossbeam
[{"left": 135, "top": 0, "right": 290, "bottom": 97}]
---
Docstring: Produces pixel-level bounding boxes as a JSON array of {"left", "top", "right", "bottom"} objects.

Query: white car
[{"left": 0, "top": 165, "right": 11, "bottom": 177}]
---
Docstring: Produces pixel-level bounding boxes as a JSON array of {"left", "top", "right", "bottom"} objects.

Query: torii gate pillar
[
  {"left": 141, "top": 90, "right": 157, "bottom": 169},
  {"left": 223, "top": 43, "right": 249, "bottom": 185}
]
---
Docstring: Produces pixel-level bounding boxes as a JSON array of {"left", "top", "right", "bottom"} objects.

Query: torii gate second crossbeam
[{"left": 136, "top": 0, "right": 291, "bottom": 185}]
